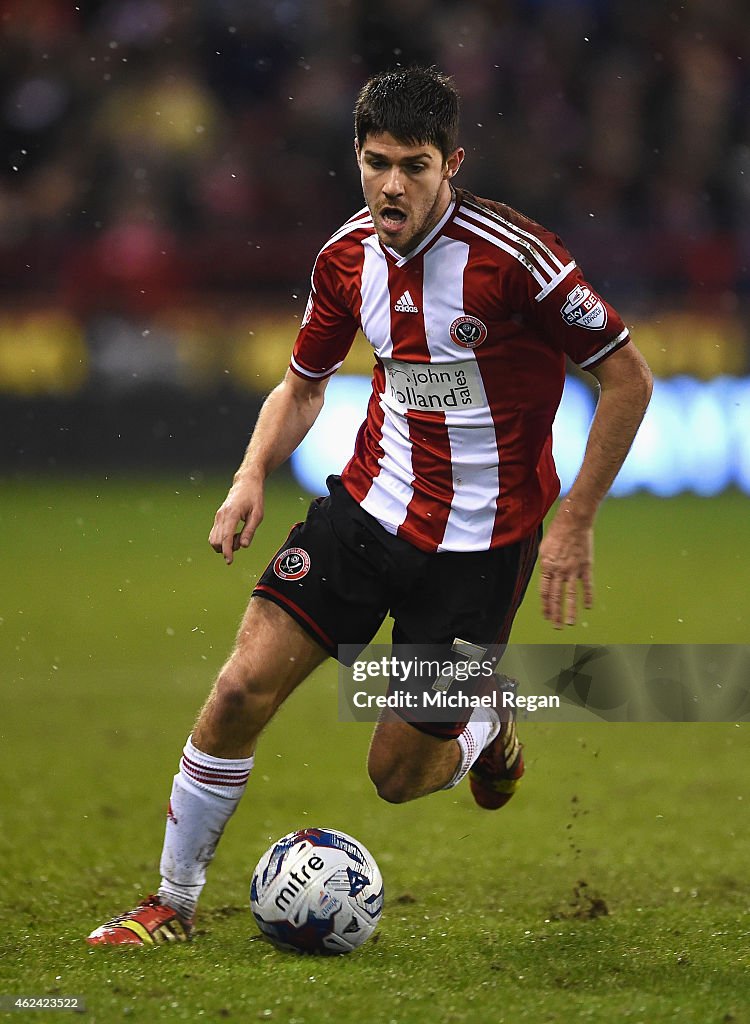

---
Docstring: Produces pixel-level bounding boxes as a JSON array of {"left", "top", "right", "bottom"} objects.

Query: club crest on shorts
[
  {"left": 450, "top": 315, "right": 488, "bottom": 349},
  {"left": 560, "top": 285, "right": 607, "bottom": 330},
  {"left": 273, "top": 547, "right": 311, "bottom": 581}
]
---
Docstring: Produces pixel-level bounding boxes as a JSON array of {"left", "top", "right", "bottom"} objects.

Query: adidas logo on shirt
[{"left": 394, "top": 290, "right": 419, "bottom": 314}]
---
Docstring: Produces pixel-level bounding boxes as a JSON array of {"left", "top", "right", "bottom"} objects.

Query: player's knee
[
  {"left": 212, "top": 662, "right": 276, "bottom": 729},
  {"left": 373, "top": 775, "right": 414, "bottom": 804},
  {"left": 368, "top": 760, "right": 418, "bottom": 804}
]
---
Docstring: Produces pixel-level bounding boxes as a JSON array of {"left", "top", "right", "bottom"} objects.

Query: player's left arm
[{"left": 539, "top": 341, "right": 653, "bottom": 628}]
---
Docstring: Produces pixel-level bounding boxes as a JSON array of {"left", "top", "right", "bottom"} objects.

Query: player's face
[{"left": 356, "top": 133, "right": 464, "bottom": 255}]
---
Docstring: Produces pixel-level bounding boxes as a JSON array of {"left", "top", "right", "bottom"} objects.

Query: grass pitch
[{"left": 1, "top": 476, "right": 748, "bottom": 1023}]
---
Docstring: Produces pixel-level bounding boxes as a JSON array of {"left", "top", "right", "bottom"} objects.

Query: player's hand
[
  {"left": 208, "top": 474, "right": 265, "bottom": 565},
  {"left": 538, "top": 510, "right": 594, "bottom": 628}
]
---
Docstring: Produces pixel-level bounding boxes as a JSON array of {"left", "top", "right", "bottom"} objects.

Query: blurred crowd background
[{"left": 1, "top": 0, "right": 748, "bottom": 471}]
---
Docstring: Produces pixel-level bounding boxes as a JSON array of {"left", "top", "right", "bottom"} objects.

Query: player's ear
[
  {"left": 354, "top": 137, "right": 362, "bottom": 169},
  {"left": 444, "top": 147, "right": 465, "bottom": 180}
]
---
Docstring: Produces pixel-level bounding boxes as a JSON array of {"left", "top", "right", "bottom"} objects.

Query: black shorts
[{"left": 254, "top": 476, "right": 540, "bottom": 738}]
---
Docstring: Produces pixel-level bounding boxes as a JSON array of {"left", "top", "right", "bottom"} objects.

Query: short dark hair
[{"left": 354, "top": 66, "right": 460, "bottom": 159}]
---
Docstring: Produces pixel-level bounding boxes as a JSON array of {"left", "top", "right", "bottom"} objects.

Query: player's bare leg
[
  {"left": 87, "top": 599, "right": 327, "bottom": 945},
  {"left": 367, "top": 710, "right": 461, "bottom": 802},
  {"left": 192, "top": 597, "right": 328, "bottom": 758},
  {"left": 367, "top": 676, "right": 523, "bottom": 808}
]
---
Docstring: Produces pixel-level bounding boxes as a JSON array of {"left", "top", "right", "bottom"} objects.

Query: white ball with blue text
[{"left": 250, "top": 827, "right": 384, "bottom": 954}]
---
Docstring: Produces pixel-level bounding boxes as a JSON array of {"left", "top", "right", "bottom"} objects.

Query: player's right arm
[
  {"left": 210, "top": 232, "right": 361, "bottom": 563},
  {"left": 209, "top": 370, "right": 329, "bottom": 564}
]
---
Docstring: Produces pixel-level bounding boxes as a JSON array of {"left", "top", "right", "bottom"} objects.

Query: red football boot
[
  {"left": 86, "top": 895, "right": 193, "bottom": 946},
  {"left": 469, "top": 676, "right": 525, "bottom": 810}
]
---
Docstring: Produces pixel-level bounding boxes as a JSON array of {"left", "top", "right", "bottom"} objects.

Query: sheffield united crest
[
  {"left": 273, "top": 547, "right": 311, "bottom": 580},
  {"left": 449, "top": 315, "right": 488, "bottom": 349}
]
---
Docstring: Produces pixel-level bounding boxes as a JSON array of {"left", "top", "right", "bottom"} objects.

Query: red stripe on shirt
[
  {"left": 384, "top": 262, "right": 455, "bottom": 547},
  {"left": 342, "top": 365, "right": 387, "bottom": 502},
  {"left": 397, "top": 412, "right": 454, "bottom": 548}
]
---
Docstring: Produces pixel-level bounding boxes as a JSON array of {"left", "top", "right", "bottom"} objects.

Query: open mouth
[{"left": 379, "top": 207, "right": 408, "bottom": 232}]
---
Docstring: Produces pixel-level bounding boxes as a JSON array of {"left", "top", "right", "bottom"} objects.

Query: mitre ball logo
[
  {"left": 450, "top": 315, "right": 488, "bottom": 349},
  {"left": 273, "top": 547, "right": 311, "bottom": 581}
]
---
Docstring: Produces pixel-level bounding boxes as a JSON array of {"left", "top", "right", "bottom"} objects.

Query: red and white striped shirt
[{"left": 290, "top": 188, "right": 629, "bottom": 553}]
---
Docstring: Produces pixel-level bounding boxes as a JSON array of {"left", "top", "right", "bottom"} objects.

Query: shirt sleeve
[
  {"left": 505, "top": 230, "right": 630, "bottom": 370},
  {"left": 289, "top": 251, "right": 359, "bottom": 381}
]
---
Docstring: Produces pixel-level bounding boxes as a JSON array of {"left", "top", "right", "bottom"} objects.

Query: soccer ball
[{"left": 250, "top": 827, "right": 384, "bottom": 954}]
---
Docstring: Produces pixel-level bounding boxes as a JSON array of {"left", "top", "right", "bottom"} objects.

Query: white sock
[
  {"left": 443, "top": 707, "right": 501, "bottom": 790},
  {"left": 157, "top": 735, "right": 253, "bottom": 919}
]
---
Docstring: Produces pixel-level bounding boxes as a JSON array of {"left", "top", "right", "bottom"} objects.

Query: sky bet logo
[{"left": 561, "top": 284, "right": 607, "bottom": 330}]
